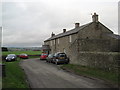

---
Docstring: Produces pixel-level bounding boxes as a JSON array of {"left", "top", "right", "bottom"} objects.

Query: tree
[{"left": 2, "top": 47, "right": 8, "bottom": 51}]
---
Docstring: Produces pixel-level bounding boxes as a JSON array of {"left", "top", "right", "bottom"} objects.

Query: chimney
[
  {"left": 63, "top": 29, "right": 66, "bottom": 33},
  {"left": 92, "top": 12, "right": 98, "bottom": 22},
  {"left": 75, "top": 23, "right": 80, "bottom": 28},
  {"left": 51, "top": 32, "right": 55, "bottom": 37}
]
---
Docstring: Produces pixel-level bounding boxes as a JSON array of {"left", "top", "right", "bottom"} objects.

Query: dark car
[
  {"left": 52, "top": 52, "right": 69, "bottom": 65},
  {"left": 46, "top": 54, "right": 54, "bottom": 63},
  {"left": 6, "top": 54, "right": 17, "bottom": 61},
  {"left": 40, "top": 53, "right": 48, "bottom": 60},
  {"left": 19, "top": 53, "right": 28, "bottom": 59}
]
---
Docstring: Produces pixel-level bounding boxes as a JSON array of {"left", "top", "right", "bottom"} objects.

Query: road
[{"left": 20, "top": 58, "right": 112, "bottom": 88}]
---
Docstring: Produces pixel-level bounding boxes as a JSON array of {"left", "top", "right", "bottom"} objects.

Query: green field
[
  {"left": 2, "top": 51, "right": 42, "bottom": 88},
  {"left": 2, "top": 51, "right": 41, "bottom": 56},
  {"left": 2, "top": 59, "right": 29, "bottom": 88}
]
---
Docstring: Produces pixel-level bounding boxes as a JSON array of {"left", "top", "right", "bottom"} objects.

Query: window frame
[
  {"left": 50, "top": 40, "right": 52, "bottom": 46},
  {"left": 69, "top": 35, "right": 72, "bottom": 42},
  {"left": 58, "top": 38, "right": 59, "bottom": 44},
  {"left": 53, "top": 39, "right": 55, "bottom": 45}
]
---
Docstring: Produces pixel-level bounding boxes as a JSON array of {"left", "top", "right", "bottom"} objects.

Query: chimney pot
[
  {"left": 92, "top": 12, "right": 98, "bottom": 22},
  {"left": 63, "top": 29, "right": 66, "bottom": 33},
  {"left": 75, "top": 23, "right": 80, "bottom": 28},
  {"left": 51, "top": 32, "right": 55, "bottom": 37}
]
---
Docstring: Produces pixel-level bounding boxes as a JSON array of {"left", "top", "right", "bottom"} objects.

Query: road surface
[{"left": 20, "top": 58, "right": 113, "bottom": 88}]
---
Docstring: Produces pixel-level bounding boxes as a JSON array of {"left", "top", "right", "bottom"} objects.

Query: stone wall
[
  {"left": 44, "top": 33, "right": 77, "bottom": 56},
  {"left": 110, "top": 39, "right": 120, "bottom": 52},
  {"left": 69, "top": 39, "right": 120, "bottom": 71},
  {"left": 78, "top": 22, "right": 113, "bottom": 40},
  {"left": 70, "top": 39, "right": 111, "bottom": 52},
  {"left": 70, "top": 51, "right": 120, "bottom": 71}
]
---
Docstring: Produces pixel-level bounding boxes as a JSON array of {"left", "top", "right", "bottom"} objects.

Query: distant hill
[{"left": 6, "top": 47, "right": 42, "bottom": 51}]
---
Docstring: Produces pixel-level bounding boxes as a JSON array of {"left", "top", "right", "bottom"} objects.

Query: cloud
[
  {"left": 0, "top": 2, "right": 2, "bottom": 26},
  {"left": 2, "top": 0, "right": 119, "bottom": 47},
  {"left": 118, "top": 1, "right": 120, "bottom": 35}
]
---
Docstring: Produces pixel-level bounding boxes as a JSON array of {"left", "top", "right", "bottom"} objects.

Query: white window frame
[
  {"left": 50, "top": 41, "right": 52, "bottom": 46},
  {"left": 69, "top": 35, "right": 72, "bottom": 42},
  {"left": 63, "top": 48, "right": 66, "bottom": 53},
  {"left": 58, "top": 38, "right": 59, "bottom": 44},
  {"left": 53, "top": 39, "right": 55, "bottom": 45}
]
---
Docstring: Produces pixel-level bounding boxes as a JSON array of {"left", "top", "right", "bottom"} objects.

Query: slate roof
[
  {"left": 106, "top": 33, "right": 120, "bottom": 39},
  {"left": 44, "top": 22, "right": 93, "bottom": 42}
]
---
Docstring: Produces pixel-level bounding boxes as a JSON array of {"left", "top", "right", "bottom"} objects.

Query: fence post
[{"left": 2, "top": 64, "right": 6, "bottom": 77}]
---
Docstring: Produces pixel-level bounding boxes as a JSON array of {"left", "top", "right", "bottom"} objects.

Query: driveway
[{"left": 20, "top": 58, "right": 112, "bottom": 88}]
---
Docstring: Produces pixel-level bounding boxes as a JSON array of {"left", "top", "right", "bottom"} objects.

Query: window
[
  {"left": 69, "top": 35, "right": 72, "bottom": 42},
  {"left": 58, "top": 39, "right": 59, "bottom": 44},
  {"left": 50, "top": 41, "right": 52, "bottom": 46},
  {"left": 63, "top": 48, "right": 66, "bottom": 53},
  {"left": 53, "top": 40, "right": 55, "bottom": 45}
]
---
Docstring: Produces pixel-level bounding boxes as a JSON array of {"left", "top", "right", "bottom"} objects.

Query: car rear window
[
  {"left": 58, "top": 54, "right": 66, "bottom": 57},
  {"left": 42, "top": 54, "right": 48, "bottom": 55},
  {"left": 8, "top": 54, "right": 15, "bottom": 57},
  {"left": 48, "top": 54, "right": 53, "bottom": 57}
]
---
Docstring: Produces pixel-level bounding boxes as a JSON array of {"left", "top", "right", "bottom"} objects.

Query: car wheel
[{"left": 65, "top": 62, "right": 68, "bottom": 64}]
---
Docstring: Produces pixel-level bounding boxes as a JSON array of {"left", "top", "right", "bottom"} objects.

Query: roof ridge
[{"left": 44, "top": 22, "right": 93, "bottom": 42}]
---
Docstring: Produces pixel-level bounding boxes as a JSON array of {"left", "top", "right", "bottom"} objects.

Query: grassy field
[
  {"left": 61, "top": 64, "right": 119, "bottom": 87},
  {"left": 2, "top": 58, "right": 29, "bottom": 88},
  {"left": 2, "top": 51, "right": 42, "bottom": 88},
  {"left": 2, "top": 51, "right": 41, "bottom": 56}
]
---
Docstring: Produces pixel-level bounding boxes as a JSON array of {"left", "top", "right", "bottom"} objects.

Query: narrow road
[{"left": 20, "top": 58, "right": 112, "bottom": 88}]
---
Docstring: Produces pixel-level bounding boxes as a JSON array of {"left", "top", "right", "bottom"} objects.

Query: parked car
[
  {"left": 6, "top": 54, "right": 17, "bottom": 61},
  {"left": 19, "top": 53, "right": 28, "bottom": 59},
  {"left": 40, "top": 53, "right": 48, "bottom": 60},
  {"left": 46, "top": 54, "right": 54, "bottom": 63},
  {"left": 52, "top": 52, "right": 69, "bottom": 65}
]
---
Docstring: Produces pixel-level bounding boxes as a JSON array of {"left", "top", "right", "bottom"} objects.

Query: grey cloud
[
  {"left": 2, "top": 1, "right": 118, "bottom": 47},
  {"left": 0, "top": 3, "right": 2, "bottom": 26},
  {"left": 118, "top": 1, "right": 120, "bottom": 35}
]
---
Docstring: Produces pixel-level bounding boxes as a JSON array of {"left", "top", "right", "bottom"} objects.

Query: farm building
[{"left": 43, "top": 13, "right": 120, "bottom": 70}]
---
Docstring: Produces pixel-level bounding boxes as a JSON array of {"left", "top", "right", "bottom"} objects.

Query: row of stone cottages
[{"left": 42, "top": 13, "right": 120, "bottom": 70}]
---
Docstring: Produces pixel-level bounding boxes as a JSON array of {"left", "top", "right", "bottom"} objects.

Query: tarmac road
[{"left": 20, "top": 58, "right": 113, "bottom": 88}]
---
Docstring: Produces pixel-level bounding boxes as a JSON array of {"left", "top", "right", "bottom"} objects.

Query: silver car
[
  {"left": 52, "top": 52, "right": 69, "bottom": 65},
  {"left": 6, "top": 54, "right": 17, "bottom": 61}
]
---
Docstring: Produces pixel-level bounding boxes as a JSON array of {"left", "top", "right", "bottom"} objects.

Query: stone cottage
[
  {"left": 44, "top": 13, "right": 119, "bottom": 54},
  {"left": 44, "top": 13, "right": 120, "bottom": 70}
]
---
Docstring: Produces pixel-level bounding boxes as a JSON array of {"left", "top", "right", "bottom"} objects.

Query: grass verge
[
  {"left": 61, "top": 64, "right": 119, "bottom": 87},
  {"left": 2, "top": 58, "right": 29, "bottom": 88}
]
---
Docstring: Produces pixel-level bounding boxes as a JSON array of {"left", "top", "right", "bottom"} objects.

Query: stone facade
[
  {"left": 44, "top": 13, "right": 119, "bottom": 54},
  {"left": 44, "top": 32, "right": 78, "bottom": 57},
  {"left": 44, "top": 13, "right": 120, "bottom": 70}
]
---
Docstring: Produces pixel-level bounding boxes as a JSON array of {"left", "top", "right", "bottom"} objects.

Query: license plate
[{"left": 59, "top": 57, "right": 64, "bottom": 59}]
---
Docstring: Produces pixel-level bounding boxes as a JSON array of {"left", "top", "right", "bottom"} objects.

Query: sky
[{"left": 1, "top": 0, "right": 119, "bottom": 47}]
